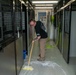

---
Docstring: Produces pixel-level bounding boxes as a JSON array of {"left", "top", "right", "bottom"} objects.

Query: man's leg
[{"left": 38, "top": 39, "right": 46, "bottom": 60}]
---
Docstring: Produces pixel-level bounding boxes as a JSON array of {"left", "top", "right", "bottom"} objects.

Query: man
[{"left": 29, "top": 19, "right": 47, "bottom": 61}]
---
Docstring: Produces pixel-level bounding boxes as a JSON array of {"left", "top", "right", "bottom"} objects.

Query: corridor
[{"left": 0, "top": 0, "right": 76, "bottom": 75}]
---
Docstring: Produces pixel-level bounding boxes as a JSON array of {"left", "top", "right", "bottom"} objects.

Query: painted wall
[{"left": 70, "top": 11, "right": 76, "bottom": 57}]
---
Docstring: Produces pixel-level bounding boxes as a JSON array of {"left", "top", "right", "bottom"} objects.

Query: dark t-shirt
[{"left": 35, "top": 21, "right": 47, "bottom": 38}]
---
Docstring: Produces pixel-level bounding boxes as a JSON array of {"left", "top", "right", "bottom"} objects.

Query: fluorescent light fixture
[
  {"left": 19, "top": 0, "right": 27, "bottom": 6},
  {"left": 26, "top": 1, "right": 28, "bottom": 4},
  {"left": 32, "top": 1, "right": 58, "bottom": 4},
  {"left": 21, "top": 1, "right": 25, "bottom": 4},
  {"left": 55, "top": 0, "right": 75, "bottom": 14},
  {"left": 13, "top": 1, "right": 15, "bottom": 5},
  {"left": 19, "top": 0, "right": 25, "bottom": 4},
  {"left": 60, "top": 0, "right": 75, "bottom": 10},
  {"left": 35, "top": 4, "right": 53, "bottom": 7},
  {"left": 35, "top": 7, "right": 53, "bottom": 9}
]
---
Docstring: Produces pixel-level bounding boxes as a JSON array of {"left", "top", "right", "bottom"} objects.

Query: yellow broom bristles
[{"left": 22, "top": 66, "right": 33, "bottom": 71}]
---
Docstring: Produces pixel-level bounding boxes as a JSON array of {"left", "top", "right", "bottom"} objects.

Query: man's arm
[{"left": 33, "top": 36, "right": 41, "bottom": 42}]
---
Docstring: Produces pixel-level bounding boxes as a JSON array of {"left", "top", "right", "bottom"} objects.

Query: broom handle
[{"left": 28, "top": 41, "right": 34, "bottom": 66}]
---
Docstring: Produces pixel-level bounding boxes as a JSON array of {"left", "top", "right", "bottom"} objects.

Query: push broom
[{"left": 23, "top": 41, "right": 34, "bottom": 71}]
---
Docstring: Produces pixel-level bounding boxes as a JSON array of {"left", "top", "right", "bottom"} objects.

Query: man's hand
[
  {"left": 33, "top": 36, "right": 41, "bottom": 42},
  {"left": 37, "top": 36, "right": 41, "bottom": 40},
  {"left": 32, "top": 40, "right": 34, "bottom": 43}
]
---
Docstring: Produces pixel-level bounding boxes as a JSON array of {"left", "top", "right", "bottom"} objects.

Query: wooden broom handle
[{"left": 28, "top": 41, "right": 34, "bottom": 66}]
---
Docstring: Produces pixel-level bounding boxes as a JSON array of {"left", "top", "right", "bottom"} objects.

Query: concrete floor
[
  {"left": 19, "top": 41, "right": 75, "bottom": 75},
  {"left": 69, "top": 57, "right": 76, "bottom": 75}
]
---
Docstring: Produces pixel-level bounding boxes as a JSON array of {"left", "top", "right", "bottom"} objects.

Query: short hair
[{"left": 29, "top": 19, "right": 36, "bottom": 23}]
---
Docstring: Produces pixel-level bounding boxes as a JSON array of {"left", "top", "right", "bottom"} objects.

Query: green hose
[{"left": 46, "top": 23, "right": 61, "bottom": 49}]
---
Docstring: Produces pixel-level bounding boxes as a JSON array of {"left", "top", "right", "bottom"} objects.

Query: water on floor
[{"left": 19, "top": 41, "right": 75, "bottom": 75}]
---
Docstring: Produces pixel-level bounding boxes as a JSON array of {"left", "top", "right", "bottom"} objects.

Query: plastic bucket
[{"left": 23, "top": 50, "right": 26, "bottom": 59}]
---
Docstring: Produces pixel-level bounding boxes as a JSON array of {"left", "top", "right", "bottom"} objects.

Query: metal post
[
  {"left": 27, "top": 5, "right": 29, "bottom": 55},
  {"left": 62, "top": 1, "right": 65, "bottom": 54}
]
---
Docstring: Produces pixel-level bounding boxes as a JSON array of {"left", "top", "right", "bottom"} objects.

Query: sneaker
[
  {"left": 37, "top": 54, "right": 41, "bottom": 59},
  {"left": 37, "top": 57, "right": 45, "bottom": 61}
]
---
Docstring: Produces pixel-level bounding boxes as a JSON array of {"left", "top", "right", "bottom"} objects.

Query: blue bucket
[{"left": 23, "top": 50, "right": 26, "bottom": 59}]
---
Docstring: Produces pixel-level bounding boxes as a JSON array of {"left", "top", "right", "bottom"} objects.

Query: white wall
[
  {"left": 70, "top": 11, "right": 76, "bottom": 57},
  {"left": 50, "top": 11, "right": 54, "bottom": 39}
]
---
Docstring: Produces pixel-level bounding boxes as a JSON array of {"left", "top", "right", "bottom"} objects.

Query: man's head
[{"left": 29, "top": 19, "right": 36, "bottom": 26}]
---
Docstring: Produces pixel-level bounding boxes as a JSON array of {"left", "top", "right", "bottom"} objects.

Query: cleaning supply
[
  {"left": 23, "top": 41, "right": 34, "bottom": 71},
  {"left": 23, "top": 50, "right": 26, "bottom": 59}
]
